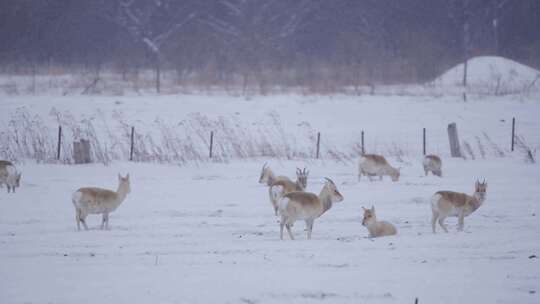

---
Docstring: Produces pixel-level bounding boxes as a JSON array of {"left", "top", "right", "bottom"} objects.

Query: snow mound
[{"left": 434, "top": 56, "right": 540, "bottom": 94}]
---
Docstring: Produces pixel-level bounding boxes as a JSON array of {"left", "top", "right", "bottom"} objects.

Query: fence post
[
  {"left": 130, "top": 126, "right": 135, "bottom": 161},
  {"left": 361, "top": 130, "right": 365, "bottom": 154},
  {"left": 423, "top": 128, "right": 426, "bottom": 155},
  {"left": 316, "top": 132, "right": 321, "bottom": 159},
  {"left": 57, "top": 126, "right": 62, "bottom": 160},
  {"left": 209, "top": 131, "right": 214, "bottom": 158},
  {"left": 511, "top": 117, "right": 515, "bottom": 152},
  {"left": 447, "top": 122, "right": 462, "bottom": 158}
]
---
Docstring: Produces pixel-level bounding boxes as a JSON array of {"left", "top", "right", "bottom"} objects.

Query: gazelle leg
[
  {"left": 438, "top": 217, "right": 448, "bottom": 233},
  {"left": 431, "top": 210, "right": 439, "bottom": 233},
  {"left": 286, "top": 223, "right": 295, "bottom": 240},
  {"left": 76, "top": 209, "right": 81, "bottom": 231},
  {"left": 80, "top": 212, "right": 89, "bottom": 230},
  {"left": 306, "top": 219, "right": 314, "bottom": 240},
  {"left": 458, "top": 211, "right": 465, "bottom": 231},
  {"left": 280, "top": 216, "right": 285, "bottom": 240}
]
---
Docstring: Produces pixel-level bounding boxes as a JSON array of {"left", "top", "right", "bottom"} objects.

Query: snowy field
[
  {"left": 1, "top": 90, "right": 540, "bottom": 303},
  {"left": 0, "top": 159, "right": 539, "bottom": 303}
]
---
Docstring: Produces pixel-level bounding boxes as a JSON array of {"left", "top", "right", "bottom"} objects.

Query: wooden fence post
[
  {"left": 130, "top": 126, "right": 135, "bottom": 161},
  {"left": 447, "top": 122, "right": 462, "bottom": 158},
  {"left": 511, "top": 117, "right": 515, "bottom": 151},
  {"left": 209, "top": 131, "right": 214, "bottom": 158},
  {"left": 316, "top": 132, "right": 321, "bottom": 159},
  {"left": 423, "top": 128, "right": 426, "bottom": 155},
  {"left": 57, "top": 126, "right": 62, "bottom": 160},
  {"left": 361, "top": 130, "right": 365, "bottom": 154},
  {"left": 73, "top": 139, "right": 92, "bottom": 164}
]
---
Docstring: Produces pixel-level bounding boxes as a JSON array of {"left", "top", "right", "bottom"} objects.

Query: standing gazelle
[
  {"left": 278, "top": 178, "right": 343, "bottom": 240},
  {"left": 72, "top": 174, "right": 131, "bottom": 231},
  {"left": 423, "top": 155, "right": 442, "bottom": 177},
  {"left": 0, "top": 160, "right": 21, "bottom": 193},
  {"left": 268, "top": 167, "right": 309, "bottom": 215},
  {"left": 358, "top": 154, "right": 400, "bottom": 182},
  {"left": 431, "top": 180, "right": 487, "bottom": 233}
]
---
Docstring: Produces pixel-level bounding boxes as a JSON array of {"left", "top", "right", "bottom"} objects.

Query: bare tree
[
  {"left": 110, "top": 0, "right": 198, "bottom": 93},
  {"left": 202, "top": 0, "right": 315, "bottom": 94}
]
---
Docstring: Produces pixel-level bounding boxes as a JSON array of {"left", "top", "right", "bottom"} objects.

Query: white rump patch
[
  {"left": 278, "top": 197, "right": 290, "bottom": 215},
  {"left": 72, "top": 191, "right": 83, "bottom": 208},
  {"left": 271, "top": 185, "right": 285, "bottom": 201}
]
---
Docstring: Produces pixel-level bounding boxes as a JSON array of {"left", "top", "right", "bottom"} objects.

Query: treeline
[{"left": 1, "top": 0, "right": 539, "bottom": 93}]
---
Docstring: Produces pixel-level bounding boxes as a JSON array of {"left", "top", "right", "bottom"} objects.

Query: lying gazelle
[
  {"left": 278, "top": 177, "right": 343, "bottom": 240},
  {"left": 423, "top": 154, "right": 442, "bottom": 177},
  {"left": 71, "top": 174, "right": 131, "bottom": 231},
  {"left": 268, "top": 167, "right": 309, "bottom": 215},
  {"left": 0, "top": 160, "right": 21, "bottom": 193},
  {"left": 361, "top": 206, "right": 397, "bottom": 238},
  {"left": 431, "top": 180, "right": 487, "bottom": 233},
  {"left": 358, "top": 154, "right": 400, "bottom": 182}
]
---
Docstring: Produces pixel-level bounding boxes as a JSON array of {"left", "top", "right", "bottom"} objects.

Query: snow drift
[{"left": 433, "top": 56, "right": 540, "bottom": 95}]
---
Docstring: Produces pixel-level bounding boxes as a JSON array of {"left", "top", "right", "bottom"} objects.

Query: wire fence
[{"left": 0, "top": 108, "right": 536, "bottom": 165}]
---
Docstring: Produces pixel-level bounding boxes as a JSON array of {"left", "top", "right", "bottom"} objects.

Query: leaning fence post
[
  {"left": 361, "top": 130, "right": 365, "bottom": 154},
  {"left": 316, "top": 132, "right": 321, "bottom": 159},
  {"left": 423, "top": 128, "right": 426, "bottom": 155},
  {"left": 57, "top": 126, "right": 62, "bottom": 160},
  {"left": 209, "top": 131, "right": 214, "bottom": 158},
  {"left": 129, "top": 126, "right": 135, "bottom": 161},
  {"left": 511, "top": 117, "right": 515, "bottom": 152},
  {"left": 447, "top": 122, "right": 462, "bottom": 158}
]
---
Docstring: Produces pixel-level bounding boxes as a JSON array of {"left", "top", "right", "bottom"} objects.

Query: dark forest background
[{"left": 1, "top": 0, "right": 539, "bottom": 93}]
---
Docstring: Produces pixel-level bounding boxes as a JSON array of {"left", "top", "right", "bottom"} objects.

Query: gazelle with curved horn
[
  {"left": 258, "top": 162, "right": 291, "bottom": 186},
  {"left": 268, "top": 167, "right": 309, "bottom": 215},
  {"left": 431, "top": 179, "right": 487, "bottom": 233},
  {"left": 277, "top": 177, "right": 343, "bottom": 240}
]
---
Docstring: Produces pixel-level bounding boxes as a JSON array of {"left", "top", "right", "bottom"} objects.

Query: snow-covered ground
[
  {"left": 1, "top": 79, "right": 540, "bottom": 303},
  {"left": 0, "top": 158, "right": 539, "bottom": 303}
]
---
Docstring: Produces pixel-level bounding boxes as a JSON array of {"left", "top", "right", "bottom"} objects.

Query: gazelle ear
[
  {"left": 362, "top": 206, "right": 367, "bottom": 211},
  {"left": 371, "top": 206, "right": 375, "bottom": 212},
  {"left": 118, "top": 173, "right": 122, "bottom": 180},
  {"left": 126, "top": 173, "right": 130, "bottom": 180}
]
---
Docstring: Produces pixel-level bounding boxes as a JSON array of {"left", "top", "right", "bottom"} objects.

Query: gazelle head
[
  {"left": 474, "top": 179, "right": 487, "bottom": 200},
  {"left": 118, "top": 173, "right": 131, "bottom": 193},
  {"left": 323, "top": 177, "right": 344, "bottom": 203},
  {"left": 362, "top": 206, "right": 377, "bottom": 226},
  {"left": 296, "top": 167, "right": 309, "bottom": 189},
  {"left": 258, "top": 163, "right": 274, "bottom": 185},
  {"left": 390, "top": 167, "right": 400, "bottom": 182}
]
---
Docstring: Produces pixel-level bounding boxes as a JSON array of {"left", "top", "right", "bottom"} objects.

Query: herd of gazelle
[
  {"left": 259, "top": 153, "right": 487, "bottom": 240},
  {"left": 1, "top": 152, "right": 487, "bottom": 237}
]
